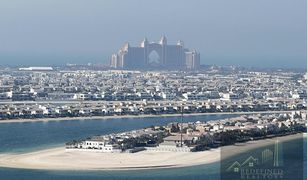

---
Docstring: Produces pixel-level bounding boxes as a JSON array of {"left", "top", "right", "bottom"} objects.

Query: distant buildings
[
  {"left": 19, "top": 67, "right": 54, "bottom": 71},
  {"left": 1, "top": 68, "right": 307, "bottom": 121},
  {"left": 111, "top": 36, "right": 200, "bottom": 70}
]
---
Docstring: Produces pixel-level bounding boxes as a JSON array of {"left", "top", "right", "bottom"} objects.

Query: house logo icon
[
  {"left": 226, "top": 140, "right": 283, "bottom": 173},
  {"left": 226, "top": 156, "right": 259, "bottom": 173}
]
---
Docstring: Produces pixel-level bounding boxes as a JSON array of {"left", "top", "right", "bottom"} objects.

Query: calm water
[{"left": 0, "top": 114, "right": 305, "bottom": 180}]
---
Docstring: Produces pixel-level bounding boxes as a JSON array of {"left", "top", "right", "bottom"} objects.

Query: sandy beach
[
  {"left": 0, "top": 148, "right": 221, "bottom": 171},
  {"left": 0, "top": 110, "right": 305, "bottom": 124},
  {"left": 0, "top": 133, "right": 303, "bottom": 171}
]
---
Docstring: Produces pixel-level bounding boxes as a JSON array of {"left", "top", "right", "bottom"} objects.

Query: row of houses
[
  {"left": 1, "top": 100, "right": 307, "bottom": 120},
  {"left": 66, "top": 111, "right": 307, "bottom": 153}
]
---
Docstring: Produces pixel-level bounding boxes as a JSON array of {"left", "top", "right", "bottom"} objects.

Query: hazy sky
[{"left": 0, "top": 0, "right": 306, "bottom": 68}]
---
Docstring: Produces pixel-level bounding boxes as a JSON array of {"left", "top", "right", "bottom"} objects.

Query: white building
[
  {"left": 19, "top": 67, "right": 53, "bottom": 71},
  {"left": 73, "top": 140, "right": 122, "bottom": 153}
]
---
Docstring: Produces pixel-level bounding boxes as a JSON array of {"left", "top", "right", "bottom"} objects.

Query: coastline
[
  {"left": 0, "top": 133, "right": 303, "bottom": 171},
  {"left": 0, "top": 110, "right": 305, "bottom": 124}
]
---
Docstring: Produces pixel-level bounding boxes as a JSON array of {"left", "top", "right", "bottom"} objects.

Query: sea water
[{"left": 0, "top": 114, "right": 305, "bottom": 180}]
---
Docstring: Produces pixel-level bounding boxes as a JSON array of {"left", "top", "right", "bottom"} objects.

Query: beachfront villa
[
  {"left": 66, "top": 112, "right": 307, "bottom": 154},
  {"left": 66, "top": 140, "right": 122, "bottom": 153},
  {"left": 66, "top": 124, "right": 200, "bottom": 153},
  {"left": 152, "top": 135, "right": 197, "bottom": 152}
]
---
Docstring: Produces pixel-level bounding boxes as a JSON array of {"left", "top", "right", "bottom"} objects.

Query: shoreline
[
  {"left": 0, "top": 110, "right": 305, "bottom": 124},
  {"left": 0, "top": 133, "right": 303, "bottom": 171}
]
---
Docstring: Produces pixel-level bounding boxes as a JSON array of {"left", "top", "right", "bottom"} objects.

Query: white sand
[
  {"left": 0, "top": 148, "right": 220, "bottom": 171},
  {"left": 0, "top": 133, "right": 302, "bottom": 171}
]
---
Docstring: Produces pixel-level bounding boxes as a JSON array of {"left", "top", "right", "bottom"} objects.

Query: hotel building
[{"left": 111, "top": 36, "right": 200, "bottom": 70}]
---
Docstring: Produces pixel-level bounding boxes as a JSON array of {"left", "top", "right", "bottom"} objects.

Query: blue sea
[{"left": 0, "top": 114, "right": 305, "bottom": 180}]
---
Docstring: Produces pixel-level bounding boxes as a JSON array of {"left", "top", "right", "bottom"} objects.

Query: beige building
[{"left": 111, "top": 36, "right": 200, "bottom": 70}]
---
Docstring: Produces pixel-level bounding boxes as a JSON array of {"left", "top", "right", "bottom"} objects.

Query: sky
[{"left": 0, "top": 0, "right": 306, "bottom": 68}]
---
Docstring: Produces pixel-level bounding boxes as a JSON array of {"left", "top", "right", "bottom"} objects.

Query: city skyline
[{"left": 0, "top": 0, "right": 306, "bottom": 68}]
